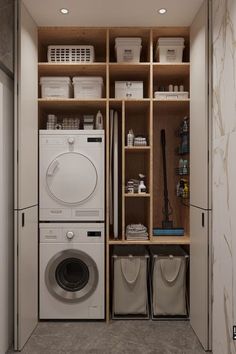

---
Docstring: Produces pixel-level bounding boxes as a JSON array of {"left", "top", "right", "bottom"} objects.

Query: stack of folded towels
[{"left": 126, "top": 224, "right": 148, "bottom": 240}]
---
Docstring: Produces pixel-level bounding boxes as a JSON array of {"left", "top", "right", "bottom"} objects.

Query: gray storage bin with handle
[
  {"left": 112, "top": 246, "right": 149, "bottom": 318},
  {"left": 150, "top": 246, "right": 189, "bottom": 318}
]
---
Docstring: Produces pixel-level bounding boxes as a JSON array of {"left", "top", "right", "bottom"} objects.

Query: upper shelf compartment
[
  {"left": 152, "top": 27, "right": 190, "bottom": 63},
  {"left": 109, "top": 28, "right": 151, "bottom": 63},
  {"left": 38, "top": 27, "right": 107, "bottom": 63}
]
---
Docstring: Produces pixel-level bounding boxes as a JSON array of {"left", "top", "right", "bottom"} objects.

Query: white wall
[
  {"left": 0, "top": 69, "right": 14, "bottom": 353},
  {"left": 212, "top": 0, "right": 236, "bottom": 353}
]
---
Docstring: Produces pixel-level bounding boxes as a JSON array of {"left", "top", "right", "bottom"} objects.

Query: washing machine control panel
[{"left": 66, "top": 231, "right": 74, "bottom": 239}]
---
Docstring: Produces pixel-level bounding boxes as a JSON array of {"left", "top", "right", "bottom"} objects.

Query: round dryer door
[
  {"left": 46, "top": 249, "right": 99, "bottom": 302},
  {"left": 46, "top": 152, "right": 98, "bottom": 205}
]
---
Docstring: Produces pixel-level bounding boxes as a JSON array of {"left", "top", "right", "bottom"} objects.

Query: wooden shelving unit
[{"left": 38, "top": 26, "right": 190, "bottom": 321}]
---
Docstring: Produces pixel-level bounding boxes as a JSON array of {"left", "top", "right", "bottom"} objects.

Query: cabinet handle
[
  {"left": 22, "top": 213, "right": 25, "bottom": 227},
  {"left": 202, "top": 213, "right": 205, "bottom": 227}
]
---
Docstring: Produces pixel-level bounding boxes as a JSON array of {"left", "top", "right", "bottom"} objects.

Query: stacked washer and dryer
[{"left": 39, "top": 130, "right": 105, "bottom": 319}]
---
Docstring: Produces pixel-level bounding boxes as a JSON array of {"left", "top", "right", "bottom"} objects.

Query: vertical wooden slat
[
  {"left": 150, "top": 29, "right": 154, "bottom": 241},
  {"left": 105, "top": 28, "right": 110, "bottom": 322},
  {"left": 122, "top": 100, "right": 125, "bottom": 241}
]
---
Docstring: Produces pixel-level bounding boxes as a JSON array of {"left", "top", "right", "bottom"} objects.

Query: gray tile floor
[{"left": 9, "top": 320, "right": 207, "bottom": 354}]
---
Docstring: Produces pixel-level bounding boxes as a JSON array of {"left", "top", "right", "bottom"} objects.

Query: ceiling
[{"left": 22, "top": 0, "right": 204, "bottom": 27}]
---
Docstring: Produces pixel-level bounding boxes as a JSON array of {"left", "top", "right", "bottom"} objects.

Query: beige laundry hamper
[
  {"left": 112, "top": 246, "right": 149, "bottom": 318},
  {"left": 150, "top": 246, "right": 189, "bottom": 318}
]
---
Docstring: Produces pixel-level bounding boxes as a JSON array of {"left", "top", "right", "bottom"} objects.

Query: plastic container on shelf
[
  {"left": 73, "top": 77, "right": 103, "bottom": 99},
  {"left": 115, "top": 81, "right": 143, "bottom": 99},
  {"left": 40, "top": 77, "right": 72, "bottom": 99},
  {"left": 155, "top": 37, "right": 185, "bottom": 63},
  {"left": 154, "top": 91, "right": 189, "bottom": 100},
  {"left": 115, "top": 37, "right": 142, "bottom": 63},
  {"left": 47, "top": 45, "right": 95, "bottom": 63},
  {"left": 112, "top": 245, "right": 150, "bottom": 318}
]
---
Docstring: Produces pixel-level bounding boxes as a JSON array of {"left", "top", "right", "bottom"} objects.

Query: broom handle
[{"left": 161, "top": 129, "right": 170, "bottom": 222}]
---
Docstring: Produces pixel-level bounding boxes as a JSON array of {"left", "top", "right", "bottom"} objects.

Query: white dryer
[
  {"left": 39, "top": 130, "right": 104, "bottom": 221},
  {"left": 39, "top": 223, "right": 104, "bottom": 319}
]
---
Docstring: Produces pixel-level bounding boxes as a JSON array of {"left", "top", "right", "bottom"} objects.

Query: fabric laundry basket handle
[
  {"left": 159, "top": 258, "right": 182, "bottom": 283},
  {"left": 121, "top": 258, "right": 141, "bottom": 284}
]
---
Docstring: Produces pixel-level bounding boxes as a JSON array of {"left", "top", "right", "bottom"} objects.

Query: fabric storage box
[
  {"left": 40, "top": 77, "right": 72, "bottom": 99},
  {"left": 47, "top": 45, "right": 95, "bottom": 63},
  {"left": 150, "top": 246, "right": 189, "bottom": 318},
  {"left": 112, "top": 246, "right": 149, "bottom": 318},
  {"left": 115, "top": 81, "right": 143, "bottom": 99},
  {"left": 155, "top": 37, "right": 185, "bottom": 63},
  {"left": 73, "top": 77, "right": 103, "bottom": 99},
  {"left": 154, "top": 91, "right": 189, "bottom": 100},
  {"left": 115, "top": 37, "right": 142, "bottom": 63}
]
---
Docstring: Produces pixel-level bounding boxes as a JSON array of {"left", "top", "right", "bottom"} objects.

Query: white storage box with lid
[
  {"left": 115, "top": 37, "right": 142, "bottom": 63},
  {"left": 47, "top": 45, "right": 95, "bottom": 63},
  {"left": 73, "top": 77, "right": 103, "bottom": 99},
  {"left": 40, "top": 77, "right": 72, "bottom": 99},
  {"left": 154, "top": 91, "right": 189, "bottom": 100},
  {"left": 112, "top": 245, "right": 149, "bottom": 318},
  {"left": 150, "top": 246, "right": 189, "bottom": 317},
  {"left": 115, "top": 81, "right": 143, "bottom": 99},
  {"left": 155, "top": 37, "right": 185, "bottom": 63}
]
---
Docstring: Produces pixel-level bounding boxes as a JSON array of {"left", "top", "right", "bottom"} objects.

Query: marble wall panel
[{"left": 212, "top": 0, "right": 236, "bottom": 353}]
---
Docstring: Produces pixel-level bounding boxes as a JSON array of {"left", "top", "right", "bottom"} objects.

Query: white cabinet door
[
  {"left": 14, "top": 206, "right": 38, "bottom": 351},
  {"left": 190, "top": 0, "right": 210, "bottom": 209},
  {"left": 190, "top": 206, "right": 211, "bottom": 350},
  {"left": 14, "top": 2, "right": 38, "bottom": 350},
  {"left": 14, "top": 1, "right": 38, "bottom": 209}
]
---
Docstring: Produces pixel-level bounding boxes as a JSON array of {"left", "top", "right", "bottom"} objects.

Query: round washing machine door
[
  {"left": 45, "top": 249, "right": 99, "bottom": 302},
  {"left": 46, "top": 152, "right": 98, "bottom": 205}
]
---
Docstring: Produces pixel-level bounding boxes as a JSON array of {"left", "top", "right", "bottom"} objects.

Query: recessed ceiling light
[
  {"left": 158, "top": 8, "right": 167, "bottom": 14},
  {"left": 60, "top": 8, "right": 69, "bottom": 15}
]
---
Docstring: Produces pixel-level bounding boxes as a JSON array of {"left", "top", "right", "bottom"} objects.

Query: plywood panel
[{"left": 153, "top": 104, "right": 189, "bottom": 235}]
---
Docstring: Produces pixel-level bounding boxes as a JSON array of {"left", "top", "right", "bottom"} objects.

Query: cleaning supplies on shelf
[
  {"left": 126, "top": 179, "right": 139, "bottom": 194},
  {"left": 127, "top": 129, "right": 134, "bottom": 146},
  {"left": 154, "top": 129, "right": 184, "bottom": 237},
  {"left": 126, "top": 174, "right": 147, "bottom": 194},
  {"left": 126, "top": 130, "right": 147, "bottom": 147},
  {"left": 138, "top": 180, "right": 147, "bottom": 194},
  {"left": 126, "top": 224, "right": 148, "bottom": 240},
  {"left": 176, "top": 158, "right": 188, "bottom": 175},
  {"left": 95, "top": 110, "right": 103, "bottom": 130},
  {"left": 127, "top": 180, "right": 135, "bottom": 194},
  {"left": 134, "top": 136, "right": 147, "bottom": 146},
  {"left": 177, "top": 179, "right": 189, "bottom": 199},
  {"left": 83, "top": 115, "right": 94, "bottom": 129}
]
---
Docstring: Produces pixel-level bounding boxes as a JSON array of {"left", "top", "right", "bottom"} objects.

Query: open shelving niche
[{"left": 37, "top": 27, "right": 190, "bottom": 321}]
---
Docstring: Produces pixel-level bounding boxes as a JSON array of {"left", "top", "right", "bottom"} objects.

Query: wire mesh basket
[{"left": 47, "top": 45, "right": 95, "bottom": 63}]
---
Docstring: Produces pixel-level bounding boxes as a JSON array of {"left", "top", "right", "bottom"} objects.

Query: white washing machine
[
  {"left": 40, "top": 223, "right": 105, "bottom": 319},
  {"left": 39, "top": 130, "right": 104, "bottom": 221}
]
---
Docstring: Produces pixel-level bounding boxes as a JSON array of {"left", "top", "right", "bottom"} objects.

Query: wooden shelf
[
  {"left": 38, "top": 62, "right": 107, "bottom": 77},
  {"left": 153, "top": 98, "right": 190, "bottom": 103},
  {"left": 151, "top": 235, "right": 190, "bottom": 244},
  {"left": 125, "top": 146, "right": 150, "bottom": 152},
  {"left": 109, "top": 239, "right": 151, "bottom": 245},
  {"left": 38, "top": 98, "right": 107, "bottom": 110},
  {"left": 124, "top": 193, "right": 151, "bottom": 198},
  {"left": 109, "top": 235, "right": 190, "bottom": 245}
]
